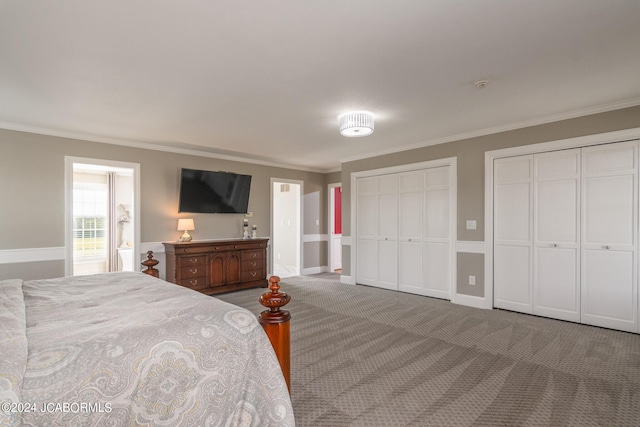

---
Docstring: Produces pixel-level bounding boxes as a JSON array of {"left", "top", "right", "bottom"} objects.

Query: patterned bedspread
[{"left": 0, "top": 272, "right": 294, "bottom": 426}]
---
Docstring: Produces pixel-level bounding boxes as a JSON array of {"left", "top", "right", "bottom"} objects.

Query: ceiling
[{"left": 1, "top": 1, "right": 639, "bottom": 172}]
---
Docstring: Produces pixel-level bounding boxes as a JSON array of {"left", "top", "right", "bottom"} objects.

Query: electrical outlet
[
  {"left": 468, "top": 275, "right": 476, "bottom": 286},
  {"left": 466, "top": 220, "right": 476, "bottom": 230},
  {"left": 245, "top": 212, "right": 253, "bottom": 218}
]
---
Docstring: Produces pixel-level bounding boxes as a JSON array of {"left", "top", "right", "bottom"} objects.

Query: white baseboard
[
  {"left": 301, "top": 266, "right": 330, "bottom": 275},
  {"left": 340, "top": 275, "right": 354, "bottom": 285},
  {"left": 455, "top": 293, "right": 491, "bottom": 309},
  {"left": 0, "top": 247, "right": 65, "bottom": 264}
]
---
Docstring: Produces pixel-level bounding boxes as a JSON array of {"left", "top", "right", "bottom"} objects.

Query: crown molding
[
  {"left": 0, "top": 122, "right": 330, "bottom": 174},
  {"left": 339, "top": 98, "right": 640, "bottom": 164}
]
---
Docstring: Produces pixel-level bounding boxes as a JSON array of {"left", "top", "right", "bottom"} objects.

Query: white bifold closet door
[
  {"left": 533, "top": 149, "right": 581, "bottom": 322},
  {"left": 398, "top": 167, "right": 452, "bottom": 298},
  {"left": 494, "top": 141, "right": 638, "bottom": 333},
  {"left": 356, "top": 174, "right": 398, "bottom": 291},
  {"left": 581, "top": 142, "right": 638, "bottom": 332},
  {"left": 356, "top": 166, "right": 452, "bottom": 299}
]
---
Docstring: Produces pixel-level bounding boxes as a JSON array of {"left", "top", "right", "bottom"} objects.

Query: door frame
[
  {"left": 328, "top": 182, "right": 342, "bottom": 272},
  {"left": 485, "top": 127, "right": 640, "bottom": 311},
  {"left": 64, "top": 156, "right": 141, "bottom": 276},
  {"left": 270, "top": 177, "right": 303, "bottom": 277},
  {"left": 350, "top": 157, "right": 457, "bottom": 302}
]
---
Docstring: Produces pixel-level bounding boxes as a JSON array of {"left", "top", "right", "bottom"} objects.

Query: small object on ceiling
[
  {"left": 339, "top": 111, "right": 374, "bottom": 137},
  {"left": 474, "top": 79, "right": 490, "bottom": 89}
]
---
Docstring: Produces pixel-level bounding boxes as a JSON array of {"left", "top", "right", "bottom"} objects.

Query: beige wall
[
  {"left": 341, "top": 105, "right": 640, "bottom": 296},
  {"left": 0, "top": 128, "right": 329, "bottom": 279}
]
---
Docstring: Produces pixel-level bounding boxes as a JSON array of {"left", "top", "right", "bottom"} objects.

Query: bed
[{"left": 0, "top": 271, "right": 294, "bottom": 426}]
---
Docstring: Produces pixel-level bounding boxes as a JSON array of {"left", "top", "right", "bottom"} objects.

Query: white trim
[
  {"left": 456, "top": 241, "right": 486, "bottom": 254},
  {"left": 350, "top": 157, "right": 458, "bottom": 302},
  {"left": 341, "top": 235, "right": 352, "bottom": 246},
  {"left": 0, "top": 122, "right": 328, "bottom": 173},
  {"left": 302, "top": 234, "right": 329, "bottom": 242},
  {"left": 65, "top": 156, "right": 141, "bottom": 277},
  {"left": 271, "top": 178, "right": 304, "bottom": 278},
  {"left": 302, "top": 266, "right": 330, "bottom": 275},
  {"left": 485, "top": 127, "right": 640, "bottom": 312},
  {"left": 339, "top": 99, "right": 640, "bottom": 164},
  {"left": 0, "top": 247, "right": 65, "bottom": 264},
  {"left": 454, "top": 293, "right": 488, "bottom": 310},
  {"left": 328, "top": 181, "right": 343, "bottom": 273},
  {"left": 140, "top": 242, "right": 166, "bottom": 254},
  {"left": 340, "top": 275, "right": 354, "bottom": 285}
]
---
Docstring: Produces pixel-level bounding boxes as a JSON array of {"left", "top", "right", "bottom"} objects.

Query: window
[{"left": 73, "top": 183, "right": 108, "bottom": 259}]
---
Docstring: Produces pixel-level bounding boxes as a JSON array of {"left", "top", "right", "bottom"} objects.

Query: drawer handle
[
  {"left": 189, "top": 268, "right": 198, "bottom": 274},
  {"left": 251, "top": 253, "right": 257, "bottom": 258},
  {"left": 215, "top": 246, "right": 219, "bottom": 250},
  {"left": 189, "top": 279, "right": 198, "bottom": 286},
  {"left": 250, "top": 261, "right": 257, "bottom": 267},
  {"left": 183, "top": 248, "right": 189, "bottom": 252},
  {"left": 234, "top": 245, "right": 238, "bottom": 249},
  {"left": 250, "top": 271, "right": 257, "bottom": 277},
  {"left": 189, "top": 258, "right": 198, "bottom": 264}
]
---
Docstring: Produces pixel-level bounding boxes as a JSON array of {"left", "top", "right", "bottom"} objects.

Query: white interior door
[
  {"left": 376, "top": 175, "right": 398, "bottom": 290},
  {"left": 533, "top": 149, "right": 580, "bottom": 322},
  {"left": 398, "top": 171, "right": 423, "bottom": 294},
  {"left": 356, "top": 177, "right": 379, "bottom": 286},
  {"left": 581, "top": 142, "right": 638, "bottom": 332},
  {"left": 494, "top": 156, "right": 534, "bottom": 313},
  {"left": 422, "top": 167, "right": 452, "bottom": 299}
]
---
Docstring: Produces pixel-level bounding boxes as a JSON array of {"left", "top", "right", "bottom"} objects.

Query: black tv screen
[{"left": 178, "top": 168, "right": 252, "bottom": 213}]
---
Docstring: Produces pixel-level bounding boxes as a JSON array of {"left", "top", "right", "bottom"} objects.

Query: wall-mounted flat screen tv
[{"left": 178, "top": 168, "right": 252, "bottom": 213}]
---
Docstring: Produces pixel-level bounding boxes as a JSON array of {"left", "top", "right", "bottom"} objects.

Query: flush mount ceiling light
[{"left": 339, "top": 111, "right": 374, "bottom": 137}]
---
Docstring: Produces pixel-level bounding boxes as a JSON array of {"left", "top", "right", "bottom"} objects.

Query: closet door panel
[
  {"left": 356, "top": 239, "right": 378, "bottom": 286},
  {"left": 584, "top": 175, "right": 634, "bottom": 245},
  {"left": 536, "top": 180, "right": 578, "bottom": 243},
  {"left": 357, "top": 195, "right": 377, "bottom": 237},
  {"left": 424, "top": 188, "right": 450, "bottom": 240},
  {"left": 495, "top": 183, "right": 531, "bottom": 242},
  {"left": 378, "top": 193, "right": 398, "bottom": 238},
  {"left": 494, "top": 156, "right": 533, "bottom": 312},
  {"left": 494, "top": 245, "right": 532, "bottom": 312},
  {"left": 398, "top": 241, "right": 422, "bottom": 293},
  {"left": 533, "top": 149, "right": 580, "bottom": 322},
  {"left": 581, "top": 141, "right": 638, "bottom": 333},
  {"left": 535, "top": 247, "right": 579, "bottom": 318},
  {"left": 583, "top": 250, "right": 635, "bottom": 326},
  {"left": 377, "top": 239, "right": 398, "bottom": 290}
]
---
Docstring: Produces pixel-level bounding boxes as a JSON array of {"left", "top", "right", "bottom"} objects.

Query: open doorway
[
  {"left": 329, "top": 183, "right": 342, "bottom": 273},
  {"left": 271, "top": 178, "right": 302, "bottom": 278},
  {"left": 65, "top": 157, "right": 140, "bottom": 276}
]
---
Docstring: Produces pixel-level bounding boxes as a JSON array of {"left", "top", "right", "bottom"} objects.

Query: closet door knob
[
  {"left": 552, "top": 243, "right": 558, "bottom": 248},
  {"left": 604, "top": 245, "right": 611, "bottom": 250}
]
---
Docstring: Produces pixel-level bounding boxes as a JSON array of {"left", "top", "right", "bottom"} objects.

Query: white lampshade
[
  {"left": 177, "top": 218, "right": 195, "bottom": 242},
  {"left": 177, "top": 218, "right": 195, "bottom": 231},
  {"left": 339, "top": 111, "right": 374, "bottom": 137}
]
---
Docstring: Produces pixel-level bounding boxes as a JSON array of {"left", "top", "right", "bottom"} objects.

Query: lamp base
[{"left": 179, "top": 231, "right": 192, "bottom": 242}]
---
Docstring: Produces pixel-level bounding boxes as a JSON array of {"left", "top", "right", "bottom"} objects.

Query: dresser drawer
[
  {"left": 241, "top": 269, "right": 265, "bottom": 282},
  {"left": 179, "top": 265, "right": 206, "bottom": 279},
  {"left": 242, "top": 250, "right": 265, "bottom": 262},
  {"left": 177, "top": 255, "right": 206, "bottom": 267},
  {"left": 242, "top": 258, "right": 264, "bottom": 271},
  {"left": 177, "top": 277, "right": 208, "bottom": 291}
]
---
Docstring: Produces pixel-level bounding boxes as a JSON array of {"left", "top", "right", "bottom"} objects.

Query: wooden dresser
[{"left": 163, "top": 238, "right": 269, "bottom": 295}]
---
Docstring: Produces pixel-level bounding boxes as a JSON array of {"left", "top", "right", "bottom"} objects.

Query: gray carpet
[{"left": 216, "top": 275, "right": 640, "bottom": 426}]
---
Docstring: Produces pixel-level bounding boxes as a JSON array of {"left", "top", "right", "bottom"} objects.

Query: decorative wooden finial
[
  {"left": 141, "top": 250, "right": 160, "bottom": 278},
  {"left": 259, "top": 276, "right": 291, "bottom": 321},
  {"left": 258, "top": 276, "right": 291, "bottom": 391}
]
